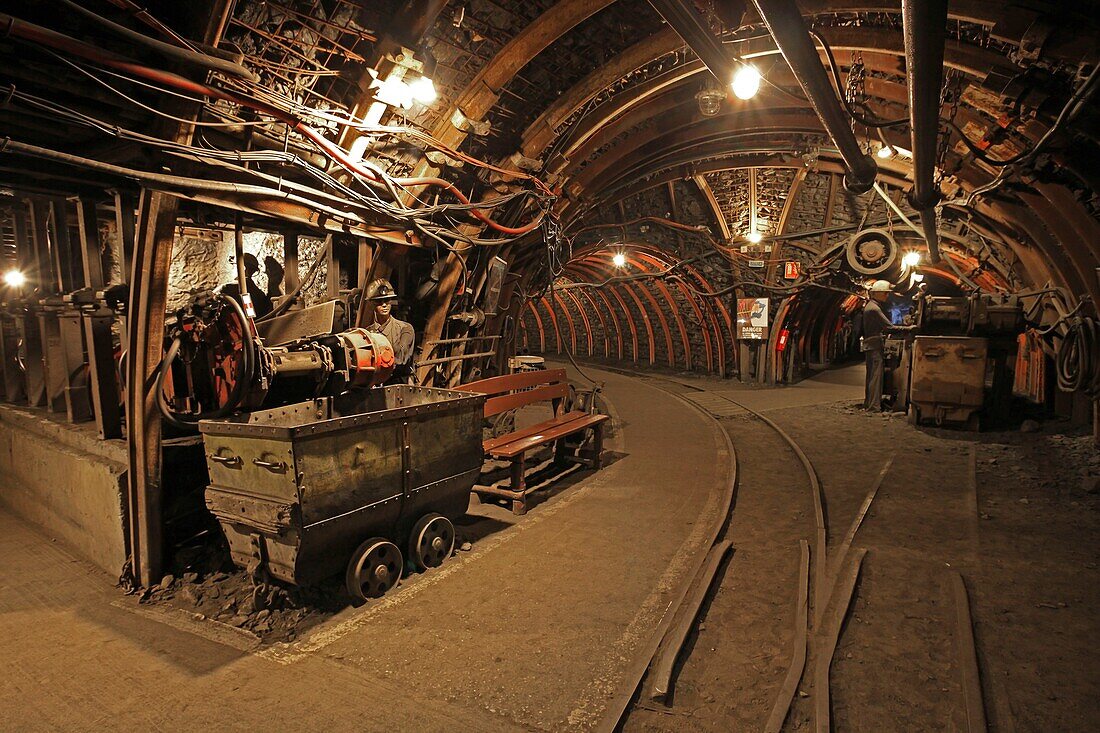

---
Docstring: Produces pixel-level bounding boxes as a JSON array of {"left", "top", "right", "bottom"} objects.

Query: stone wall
[{"left": 0, "top": 406, "right": 128, "bottom": 577}]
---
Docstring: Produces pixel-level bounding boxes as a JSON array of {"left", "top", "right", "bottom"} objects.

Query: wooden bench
[{"left": 455, "top": 368, "right": 608, "bottom": 515}]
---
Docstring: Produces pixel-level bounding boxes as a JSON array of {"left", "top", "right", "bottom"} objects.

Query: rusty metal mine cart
[
  {"left": 199, "top": 385, "right": 485, "bottom": 601},
  {"left": 908, "top": 335, "right": 988, "bottom": 430}
]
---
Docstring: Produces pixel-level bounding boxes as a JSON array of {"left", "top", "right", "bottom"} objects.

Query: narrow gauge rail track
[{"left": 594, "top": 372, "right": 990, "bottom": 730}]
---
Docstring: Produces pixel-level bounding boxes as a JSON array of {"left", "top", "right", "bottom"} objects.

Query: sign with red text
[{"left": 736, "top": 297, "right": 769, "bottom": 340}]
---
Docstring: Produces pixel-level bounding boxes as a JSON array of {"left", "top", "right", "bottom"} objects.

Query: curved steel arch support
[{"left": 570, "top": 261, "right": 639, "bottom": 363}]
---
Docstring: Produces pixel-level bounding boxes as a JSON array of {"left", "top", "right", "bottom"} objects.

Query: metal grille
[
  {"left": 415, "top": 0, "right": 561, "bottom": 134},
  {"left": 225, "top": 0, "right": 391, "bottom": 124},
  {"left": 465, "top": 2, "right": 664, "bottom": 159}
]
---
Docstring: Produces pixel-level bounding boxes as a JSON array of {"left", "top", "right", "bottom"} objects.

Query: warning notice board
[{"left": 736, "top": 297, "right": 769, "bottom": 340}]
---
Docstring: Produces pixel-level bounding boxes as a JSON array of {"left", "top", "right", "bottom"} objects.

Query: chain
[
  {"left": 845, "top": 52, "right": 867, "bottom": 107},
  {"left": 936, "top": 71, "right": 964, "bottom": 174}
]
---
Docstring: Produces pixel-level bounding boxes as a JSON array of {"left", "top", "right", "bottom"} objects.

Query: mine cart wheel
[
  {"left": 409, "top": 513, "right": 456, "bottom": 571},
  {"left": 346, "top": 538, "right": 403, "bottom": 602}
]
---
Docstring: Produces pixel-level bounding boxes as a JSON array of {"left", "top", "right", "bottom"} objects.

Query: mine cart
[
  {"left": 199, "top": 385, "right": 485, "bottom": 601},
  {"left": 908, "top": 336, "right": 988, "bottom": 430}
]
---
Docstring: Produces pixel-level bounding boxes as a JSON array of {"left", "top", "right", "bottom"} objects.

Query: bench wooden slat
[
  {"left": 489, "top": 413, "right": 609, "bottom": 459},
  {"left": 455, "top": 368, "right": 568, "bottom": 398},
  {"left": 483, "top": 410, "right": 591, "bottom": 453},
  {"left": 482, "top": 381, "right": 568, "bottom": 418}
]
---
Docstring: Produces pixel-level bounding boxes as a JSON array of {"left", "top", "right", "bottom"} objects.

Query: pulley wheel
[
  {"left": 845, "top": 228, "right": 898, "bottom": 275},
  {"left": 346, "top": 538, "right": 403, "bottom": 602},
  {"left": 408, "top": 513, "right": 455, "bottom": 571}
]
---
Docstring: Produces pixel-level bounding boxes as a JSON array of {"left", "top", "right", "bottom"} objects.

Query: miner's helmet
[
  {"left": 365, "top": 279, "right": 398, "bottom": 301},
  {"left": 869, "top": 279, "right": 892, "bottom": 292}
]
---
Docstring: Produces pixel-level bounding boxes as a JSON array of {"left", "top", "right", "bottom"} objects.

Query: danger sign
[
  {"left": 783, "top": 261, "right": 801, "bottom": 279},
  {"left": 736, "top": 297, "right": 769, "bottom": 340}
]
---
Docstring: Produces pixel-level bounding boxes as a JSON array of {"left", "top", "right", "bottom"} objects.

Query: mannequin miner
[
  {"left": 860, "top": 279, "right": 914, "bottom": 411},
  {"left": 364, "top": 279, "right": 415, "bottom": 383}
]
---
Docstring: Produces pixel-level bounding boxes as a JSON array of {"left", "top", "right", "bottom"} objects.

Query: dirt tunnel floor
[{"left": 624, "top": 397, "right": 1100, "bottom": 733}]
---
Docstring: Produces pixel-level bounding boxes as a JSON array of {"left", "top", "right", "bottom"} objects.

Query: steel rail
[
  {"left": 593, "top": 374, "right": 739, "bottom": 733},
  {"left": 764, "top": 539, "right": 811, "bottom": 733},
  {"left": 949, "top": 571, "right": 989, "bottom": 732},
  {"left": 646, "top": 540, "right": 734, "bottom": 702},
  {"left": 813, "top": 548, "right": 868, "bottom": 733}
]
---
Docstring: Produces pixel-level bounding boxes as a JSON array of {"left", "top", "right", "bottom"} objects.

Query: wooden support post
[
  {"left": 58, "top": 313, "right": 92, "bottom": 422},
  {"left": 112, "top": 190, "right": 136, "bottom": 283},
  {"left": 122, "top": 0, "right": 230, "bottom": 587},
  {"left": 4, "top": 203, "right": 30, "bottom": 403},
  {"left": 38, "top": 310, "right": 66, "bottom": 412},
  {"left": 20, "top": 315, "right": 46, "bottom": 407},
  {"left": 283, "top": 232, "right": 301, "bottom": 294},
  {"left": 48, "top": 198, "right": 82, "bottom": 293},
  {"left": 84, "top": 310, "right": 122, "bottom": 439},
  {"left": 325, "top": 234, "right": 339, "bottom": 300},
  {"left": 353, "top": 239, "right": 374, "bottom": 328},
  {"left": 76, "top": 198, "right": 106, "bottom": 289},
  {"left": 416, "top": 242, "right": 473, "bottom": 384},
  {"left": 126, "top": 188, "right": 178, "bottom": 587},
  {"left": 0, "top": 314, "right": 24, "bottom": 403},
  {"left": 26, "top": 198, "right": 53, "bottom": 290}
]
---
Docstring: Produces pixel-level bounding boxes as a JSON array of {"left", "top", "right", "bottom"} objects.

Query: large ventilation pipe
[
  {"left": 749, "top": 0, "right": 877, "bottom": 193},
  {"left": 646, "top": 0, "right": 736, "bottom": 84},
  {"left": 903, "top": 0, "right": 948, "bottom": 264}
]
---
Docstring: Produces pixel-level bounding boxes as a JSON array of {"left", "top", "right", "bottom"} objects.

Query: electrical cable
[
  {"left": 965, "top": 63, "right": 1100, "bottom": 203},
  {"left": 1, "top": 12, "right": 550, "bottom": 234},
  {"left": 51, "top": 0, "right": 258, "bottom": 81},
  {"left": 1054, "top": 315, "right": 1100, "bottom": 397},
  {"left": 807, "top": 28, "right": 908, "bottom": 129}
]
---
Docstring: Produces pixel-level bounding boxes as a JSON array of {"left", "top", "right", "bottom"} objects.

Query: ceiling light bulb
[
  {"left": 731, "top": 64, "right": 761, "bottom": 100},
  {"left": 409, "top": 76, "right": 437, "bottom": 105},
  {"left": 902, "top": 251, "right": 921, "bottom": 267},
  {"left": 612, "top": 252, "right": 627, "bottom": 268},
  {"left": 746, "top": 231, "right": 762, "bottom": 244},
  {"left": 3, "top": 270, "right": 26, "bottom": 287}
]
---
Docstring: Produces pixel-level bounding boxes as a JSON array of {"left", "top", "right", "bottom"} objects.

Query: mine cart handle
[
  {"left": 252, "top": 458, "right": 288, "bottom": 473},
  {"left": 207, "top": 452, "right": 242, "bottom": 467}
]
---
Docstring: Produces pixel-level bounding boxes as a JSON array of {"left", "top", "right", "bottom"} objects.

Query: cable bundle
[{"left": 1055, "top": 316, "right": 1100, "bottom": 396}]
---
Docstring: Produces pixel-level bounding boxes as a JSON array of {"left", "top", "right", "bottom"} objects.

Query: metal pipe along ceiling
[
  {"left": 645, "top": 0, "right": 735, "bottom": 83},
  {"left": 749, "top": 0, "right": 877, "bottom": 193},
  {"left": 903, "top": 0, "right": 948, "bottom": 264}
]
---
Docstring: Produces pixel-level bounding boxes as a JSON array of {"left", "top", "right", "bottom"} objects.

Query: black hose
[
  {"left": 157, "top": 294, "right": 256, "bottom": 431},
  {"left": 1055, "top": 316, "right": 1100, "bottom": 397}
]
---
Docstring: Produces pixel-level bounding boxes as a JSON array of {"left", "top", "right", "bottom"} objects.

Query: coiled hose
[
  {"left": 1055, "top": 316, "right": 1100, "bottom": 396},
  {"left": 157, "top": 294, "right": 256, "bottom": 432}
]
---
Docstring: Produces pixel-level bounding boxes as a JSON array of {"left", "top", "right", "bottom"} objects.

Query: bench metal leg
[{"left": 510, "top": 454, "right": 527, "bottom": 515}]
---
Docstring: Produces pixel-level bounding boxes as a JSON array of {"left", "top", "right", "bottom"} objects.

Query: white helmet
[{"left": 869, "top": 280, "right": 892, "bottom": 292}]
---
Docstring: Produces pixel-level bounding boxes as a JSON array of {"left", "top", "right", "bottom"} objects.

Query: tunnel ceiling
[{"left": 1, "top": 0, "right": 1099, "bottom": 376}]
